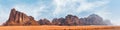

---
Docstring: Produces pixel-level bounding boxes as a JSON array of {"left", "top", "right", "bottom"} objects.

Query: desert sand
[{"left": 0, "top": 26, "right": 120, "bottom": 30}]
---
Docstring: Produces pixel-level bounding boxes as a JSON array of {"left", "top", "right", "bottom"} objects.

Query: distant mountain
[
  {"left": 80, "top": 14, "right": 108, "bottom": 25},
  {"left": 51, "top": 14, "right": 111, "bottom": 26},
  {"left": 3, "top": 8, "right": 39, "bottom": 26},
  {"left": 38, "top": 18, "right": 52, "bottom": 25},
  {"left": 52, "top": 14, "right": 81, "bottom": 26},
  {"left": 52, "top": 18, "right": 65, "bottom": 25},
  {"left": 3, "top": 8, "right": 112, "bottom": 26}
]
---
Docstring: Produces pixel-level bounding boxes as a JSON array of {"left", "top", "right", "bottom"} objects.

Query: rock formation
[
  {"left": 52, "top": 14, "right": 81, "bottom": 26},
  {"left": 38, "top": 18, "right": 51, "bottom": 25},
  {"left": 80, "top": 14, "right": 110, "bottom": 25},
  {"left": 52, "top": 14, "right": 111, "bottom": 26},
  {"left": 3, "top": 8, "right": 112, "bottom": 26},
  {"left": 52, "top": 18, "right": 65, "bottom": 25},
  {"left": 3, "top": 8, "right": 39, "bottom": 26},
  {"left": 64, "top": 14, "right": 81, "bottom": 26}
]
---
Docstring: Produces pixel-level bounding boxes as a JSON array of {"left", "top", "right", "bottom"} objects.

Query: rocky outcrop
[
  {"left": 87, "top": 14, "right": 106, "bottom": 25},
  {"left": 38, "top": 18, "right": 52, "bottom": 25},
  {"left": 3, "top": 8, "right": 39, "bottom": 26},
  {"left": 52, "top": 14, "right": 81, "bottom": 26},
  {"left": 80, "top": 14, "right": 110, "bottom": 25},
  {"left": 52, "top": 18, "right": 65, "bottom": 25},
  {"left": 3, "top": 8, "right": 112, "bottom": 26},
  {"left": 52, "top": 14, "right": 111, "bottom": 26},
  {"left": 64, "top": 14, "right": 81, "bottom": 26}
]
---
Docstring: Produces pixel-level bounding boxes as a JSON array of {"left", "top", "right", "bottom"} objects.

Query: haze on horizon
[{"left": 0, "top": 0, "right": 120, "bottom": 25}]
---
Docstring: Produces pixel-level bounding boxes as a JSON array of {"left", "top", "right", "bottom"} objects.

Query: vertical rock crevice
[{"left": 3, "top": 8, "right": 39, "bottom": 26}]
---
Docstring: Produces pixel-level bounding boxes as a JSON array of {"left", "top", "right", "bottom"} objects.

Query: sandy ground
[{"left": 0, "top": 26, "right": 120, "bottom": 30}]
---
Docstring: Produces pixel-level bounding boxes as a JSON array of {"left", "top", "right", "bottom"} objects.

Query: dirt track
[{"left": 0, "top": 26, "right": 120, "bottom": 30}]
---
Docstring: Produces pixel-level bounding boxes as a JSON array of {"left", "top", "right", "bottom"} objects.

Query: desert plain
[{"left": 0, "top": 26, "right": 120, "bottom": 30}]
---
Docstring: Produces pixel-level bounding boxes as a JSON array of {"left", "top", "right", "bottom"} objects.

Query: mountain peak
[
  {"left": 3, "top": 9, "right": 112, "bottom": 26},
  {"left": 11, "top": 8, "right": 16, "bottom": 12},
  {"left": 89, "top": 14, "right": 99, "bottom": 16},
  {"left": 4, "top": 8, "right": 39, "bottom": 26}
]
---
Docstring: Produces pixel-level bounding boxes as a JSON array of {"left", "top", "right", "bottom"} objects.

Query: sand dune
[{"left": 0, "top": 26, "right": 120, "bottom": 30}]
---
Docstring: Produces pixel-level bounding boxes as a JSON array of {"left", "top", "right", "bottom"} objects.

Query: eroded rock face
[
  {"left": 52, "top": 14, "right": 81, "bottom": 26},
  {"left": 64, "top": 14, "right": 80, "bottom": 26},
  {"left": 87, "top": 14, "right": 105, "bottom": 25},
  {"left": 3, "top": 8, "right": 39, "bottom": 26},
  {"left": 38, "top": 19, "right": 51, "bottom": 25},
  {"left": 3, "top": 8, "right": 112, "bottom": 26},
  {"left": 52, "top": 18, "right": 65, "bottom": 26},
  {"left": 52, "top": 14, "right": 111, "bottom": 26},
  {"left": 80, "top": 14, "right": 110, "bottom": 25}
]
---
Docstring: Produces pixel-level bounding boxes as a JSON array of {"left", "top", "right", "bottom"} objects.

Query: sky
[{"left": 0, "top": 0, "right": 120, "bottom": 25}]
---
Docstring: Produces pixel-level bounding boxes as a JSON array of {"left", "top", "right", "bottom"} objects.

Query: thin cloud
[{"left": 52, "top": 0, "right": 110, "bottom": 17}]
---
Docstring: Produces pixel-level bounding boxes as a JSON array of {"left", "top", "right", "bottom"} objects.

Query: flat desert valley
[{"left": 0, "top": 26, "right": 120, "bottom": 30}]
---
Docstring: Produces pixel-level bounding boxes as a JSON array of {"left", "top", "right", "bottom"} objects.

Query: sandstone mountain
[
  {"left": 52, "top": 14, "right": 111, "bottom": 26},
  {"left": 80, "top": 14, "right": 108, "bottom": 25},
  {"left": 52, "top": 18, "right": 65, "bottom": 25},
  {"left": 38, "top": 18, "right": 52, "bottom": 25},
  {"left": 3, "top": 8, "right": 112, "bottom": 26},
  {"left": 64, "top": 14, "right": 81, "bottom": 26},
  {"left": 3, "top": 8, "right": 39, "bottom": 26}
]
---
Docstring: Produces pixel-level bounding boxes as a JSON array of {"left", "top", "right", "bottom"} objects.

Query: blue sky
[{"left": 0, "top": 0, "right": 120, "bottom": 25}]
